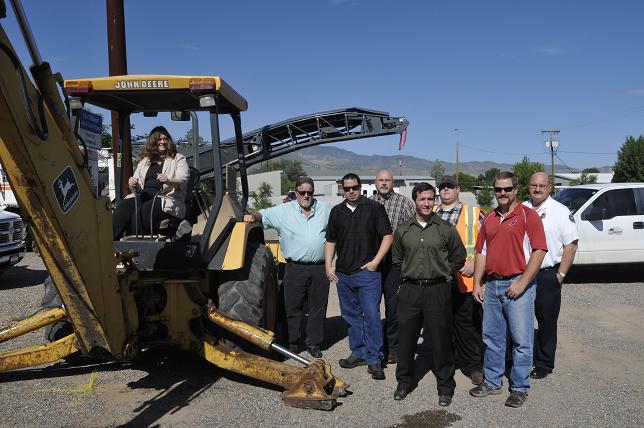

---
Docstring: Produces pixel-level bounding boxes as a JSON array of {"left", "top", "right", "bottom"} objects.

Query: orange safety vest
[{"left": 435, "top": 203, "right": 481, "bottom": 293}]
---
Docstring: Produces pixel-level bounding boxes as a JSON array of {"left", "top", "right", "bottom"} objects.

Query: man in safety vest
[{"left": 434, "top": 176, "right": 486, "bottom": 386}]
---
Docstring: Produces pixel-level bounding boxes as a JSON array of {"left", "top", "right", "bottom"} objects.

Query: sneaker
[
  {"left": 470, "top": 370, "right": 484, "bottom": 386},
  {"left": 469, "top": 383, "right": 503, "bottom": 398},
  {"left": 367, "top": 363, "right": 385, "bottom": 380},
  {"left": 505, "top": 390, "right": 527, "bottom": 408},
  {"left": 338, "top": 355, "right": 367, "bottom": 369},
  {"left": 306, "top": 345, "right": 323, "bottom": 359}
]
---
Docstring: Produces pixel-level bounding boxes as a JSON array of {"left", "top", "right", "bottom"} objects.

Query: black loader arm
[{"left": 0, "top": 19, "right": 136, "bottom": 358}]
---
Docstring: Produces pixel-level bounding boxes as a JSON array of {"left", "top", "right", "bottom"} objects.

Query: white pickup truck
[
  {"left": 0, "top": 209, "right": 26, "bottom": 274},
  {"left": 553, "top": 183, "right": 644, "bottom": 265}
]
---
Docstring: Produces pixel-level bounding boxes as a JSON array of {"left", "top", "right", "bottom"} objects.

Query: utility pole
[
  {"left": 398, "top": 158, "right": 403, "bottom": 177},
  {"left": 454, "top": 128, "right": 460, "bottom": 186},
  {"left": 106, "top": 0, "right": 131, "bottom": 198},
  {"left": 541, "top": 129, "right": 560, "bottom": 185}
]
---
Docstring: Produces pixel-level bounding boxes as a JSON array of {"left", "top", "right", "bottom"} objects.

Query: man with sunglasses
[
  {"left": 325, "top": 173, "right": 393, "bottom": 380},
  {"left": 369, "top": 169, "right": 415, "bottom": 365},
  {"left": 523, "top": 172, "right": 578, "bottom": 380},
  {"left": 435, "top": 176, "right": 486, "bottom": 386},
  {"left": 469, "top": 171, "right": 547, "bottom": 408},
  {"left": 244, "top": 177, "right": 330, "bottom": 359}
]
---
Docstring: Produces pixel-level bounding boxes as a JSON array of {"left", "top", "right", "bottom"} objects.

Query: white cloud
[
  {"left": 182, "top": 43, "right": 200, "bottom": 51},
  {"left": 536, "top": 47, "right": 565, "bottom": 56},
  {"left": 625, "top": 89, "right": 644, "bottom": 96}
]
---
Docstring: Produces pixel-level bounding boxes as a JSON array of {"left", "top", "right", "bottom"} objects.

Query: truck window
[
  {"left": 553, "top": 188, "right": 597, "bottom": 213},
  {"left": 585, "top": 189, "right": 637, "bottom": 219}
]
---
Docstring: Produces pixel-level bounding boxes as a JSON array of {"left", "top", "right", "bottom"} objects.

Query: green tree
[
  {"left": 570, "top": 171, "right": 598, "bottom": 186},
  {"left": 269, "top": 160, "right": 307, "bottom": 193},
  {"left": 512, "top": 156, "right": 545, "bottom": 201},
  {"left": 456, "top": 172, "right": 477, "bottom": 191},
  {"left": 582, "top": 167, "right": 600, "bottom": 173},
  {"left": 430, "top": 160, "right": 445, "bottom": 181},
  {"left": 478, "top": 167, "right": 501, "bottom": 186},
  {"left": 476, "top": 187, "right": 494, "bottom": 208},
  {"left": 249, "top": 182, "right": 274, "bottom": 211},
  {"left": 612, "top": 135, "right": 644, "bottom": 182}
]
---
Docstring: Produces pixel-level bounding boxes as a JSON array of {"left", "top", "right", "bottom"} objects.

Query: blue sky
[{"left": 3, "top": 0, "right": 643, "bottom": 169}]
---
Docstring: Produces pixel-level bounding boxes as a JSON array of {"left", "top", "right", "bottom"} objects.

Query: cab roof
[{"left": 63, "top": 75, "right": 248, "bottom": 114}]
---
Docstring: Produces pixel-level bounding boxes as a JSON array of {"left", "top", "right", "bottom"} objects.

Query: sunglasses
[
  {"left": 296, "top": 190, "right": 313, "bottom": 196},
  {"left": 494, "top": 186, "right": 515, "bottom": 193},
  {"left": 343, "top": 185, "right": 361, "bottom": 192},
  {"left": 439, "top": 184, "right": 456, "bottom": 191}
]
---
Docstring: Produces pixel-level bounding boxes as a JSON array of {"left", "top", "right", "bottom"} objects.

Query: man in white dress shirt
[{"left": 523, "top": 172, "right": 579, "bottom": 379}]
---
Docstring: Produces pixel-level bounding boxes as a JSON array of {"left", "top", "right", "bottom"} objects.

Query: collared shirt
[
  {"left": 475, "top": 203, "right": 548, "bottom": 277},
  {"left": 260, "top": 199, "right": 330, "bottom": 263},
  {"left": 326, "top": 196, "right": 393, "bottom": 274},
  {"left": 370, "top": 191, "right": 415, "bottom": 231},
  {"left": 435, "top": 201, "right": 486, "bottom": 227},
  {"left": 524, "top": 196, "right": 579, "bottom": 268},
  {"left": 393, "top": 214, "right": 467, "bottom": 281}
]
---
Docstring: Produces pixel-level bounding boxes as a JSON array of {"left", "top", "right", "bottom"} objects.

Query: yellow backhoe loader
[{"left": 0, "top": 0, "right": 408, "bottom": 410}]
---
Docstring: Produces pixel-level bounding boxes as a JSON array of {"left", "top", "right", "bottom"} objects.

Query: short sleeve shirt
[
  {"left": 260, "top": 199, "right": 330, "bottom": 263},
  {"left": 326, "top": 197, "right": 393, "bottom": 274},
  {"left": 475, "top": 203, "right": 548, "bottom": 277},
  {"left": 524, "top": 196, "right": 579, "bottom": 268}
]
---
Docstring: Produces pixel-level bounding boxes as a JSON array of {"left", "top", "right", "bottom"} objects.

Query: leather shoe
[
  {"left": 438, "top": 395, "right": 452, "bottom": 407},
  {"left": 530, "top": 368, "right": 550, "bottom": 379},
  {"left": 387, "top": 353, "right": 398, "bottom": 364},
  {"left": 306, "top": 345, "right": 323, "bottom": 359},
  {"left": 367, "top": 363, "right": 385, "bottom": 380},
  {"left": 393, "top": 386, "right": 408, "bottom": 400},
  {"left": 338, "top": 355, "right": 367, "bottom": 369}
]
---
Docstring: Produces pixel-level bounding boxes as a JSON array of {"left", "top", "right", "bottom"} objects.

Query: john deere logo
[{"left": 53, "top": 166, "right": 80, "bottom": 214}]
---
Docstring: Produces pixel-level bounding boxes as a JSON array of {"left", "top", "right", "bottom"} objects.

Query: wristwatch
[{"left": 556, "top": 271, "right": 566, "bottom": 278}]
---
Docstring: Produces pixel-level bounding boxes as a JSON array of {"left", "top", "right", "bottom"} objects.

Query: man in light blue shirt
[{"left": 244, "top": 177, "right": 330, "bottom": 358}]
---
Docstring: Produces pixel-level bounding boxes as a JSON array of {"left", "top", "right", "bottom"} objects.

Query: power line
[
  {"left": 558, "top": 150, "right": 616, "bottom": 155},
  {"left": 458, "top": 143, "right": 543, "bottom": 156}
]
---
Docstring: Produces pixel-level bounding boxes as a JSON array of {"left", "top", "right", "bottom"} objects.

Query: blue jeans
[
  {"left": 336, "top": 270, "right": 383, "bottom": 365},
  {"left": 482, "top": 275, "right": 536, "bottom": 393}
]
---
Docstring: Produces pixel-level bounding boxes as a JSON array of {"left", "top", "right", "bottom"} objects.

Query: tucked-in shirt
[
  {"left": 393, "top": 214, "right": 466, "bottom": 281},
  {"left": 326, "top": 197, "right": 393, "bottom": 274},
  {"left": 475, "top": 203, "right": 548, "bottom": 277},
  {"left": 260, "top": 199, "right": 330, "bottom": 263},
  {"left": 524, "top": 196, "right": 579, "bottom": 268},
  {"left": 370, "top": 191, "right": 415, "bottom": 231}
]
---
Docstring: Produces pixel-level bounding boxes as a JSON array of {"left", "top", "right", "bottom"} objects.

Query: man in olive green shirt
[{"left": 391, "top": 182, "right": 466, "bottom": 407}]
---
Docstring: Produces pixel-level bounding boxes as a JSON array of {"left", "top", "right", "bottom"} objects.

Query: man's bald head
[
  {"left": 376, "top": 169, "right": 394, "bottom": 196},
  {"left": 529, "top": 171, "right": 552, "bottom": 206}
]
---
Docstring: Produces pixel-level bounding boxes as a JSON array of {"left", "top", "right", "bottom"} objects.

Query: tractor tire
[{"left": 217, "top": 243, "right": 277, "bottom": 331}]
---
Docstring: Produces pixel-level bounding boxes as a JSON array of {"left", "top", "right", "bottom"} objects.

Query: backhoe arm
[{"left": 0, "top": 22, "right": 136, "bottom": 358}]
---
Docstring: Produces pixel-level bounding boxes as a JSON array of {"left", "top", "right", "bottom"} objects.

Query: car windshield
[{"left": 553, "top": 188, "right": 598, "bottom": 213}]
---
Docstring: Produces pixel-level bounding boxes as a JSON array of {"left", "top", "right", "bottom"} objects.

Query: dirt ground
[{"left": 0, "top": 254, "right": 642, "bottom": 427}]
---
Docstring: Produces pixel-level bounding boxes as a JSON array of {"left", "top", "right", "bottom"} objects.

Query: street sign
[{"left": 77, "top": 109, "right": 102, "bottom": 150}]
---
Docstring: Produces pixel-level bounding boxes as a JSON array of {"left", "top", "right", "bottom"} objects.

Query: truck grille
[{"left": 0, "top": 219, "right": 23, "bottom": 244}]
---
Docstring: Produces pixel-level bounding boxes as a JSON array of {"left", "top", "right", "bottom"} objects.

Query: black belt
[
  {"left": 403, "top": 278, "right": 446, "bottom": 287},
  {"left": 488, "top": 273, "right": 520, "bottom": 280},
  {"left": 540, "top": 263, "right": 560, "bottom": 272},
  {"left": 287, "top": 259, "right": 324, "bottom": 266}
]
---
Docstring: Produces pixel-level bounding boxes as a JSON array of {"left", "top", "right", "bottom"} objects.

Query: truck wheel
[{"left": 217, "top": 243, "right": 277, "bottom": 331}]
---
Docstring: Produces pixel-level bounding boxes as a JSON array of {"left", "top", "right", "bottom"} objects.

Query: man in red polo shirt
[{"left": 469, "top": 171, "right": 547, "bottom": 408}]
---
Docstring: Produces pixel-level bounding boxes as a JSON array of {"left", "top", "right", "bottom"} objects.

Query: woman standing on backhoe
[{"left": 112, "top": 126, "right": 189, "bottom": 239}]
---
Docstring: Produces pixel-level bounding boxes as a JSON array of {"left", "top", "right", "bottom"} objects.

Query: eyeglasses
[
  {"left": 343, "top": 185, "right": 360, "bottom": 192},
  {"left": 439, "top": 184, "right": 456, "bottom": 191},
  {"left": 494, "top": 186, "right": 515, "bottom": 193},
  {"left": 296, "top": 190, "right": 313, "bottom": 196},
  {"left": 156, "top": 137, "right": 169, "bottom": 144},
  {"left": 529, "top": 184, "right": 549, "bottom": 189}
]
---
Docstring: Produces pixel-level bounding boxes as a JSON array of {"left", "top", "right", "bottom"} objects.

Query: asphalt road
[{"left": 0, "top": 254, "right": 643, "bottom": 427}]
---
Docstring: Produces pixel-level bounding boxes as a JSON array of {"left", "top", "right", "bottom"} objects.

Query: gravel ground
[{"left": 0, "top": 254, "right": 642, "bottom": 427}]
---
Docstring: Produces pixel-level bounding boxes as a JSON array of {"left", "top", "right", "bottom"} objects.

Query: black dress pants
[
  {"left": 534, "top": 268, "right": 562, "bottom": 373},
  {"left": 452, "top": 282, "right": 484, "bottom": 376},
  {"left": 283, "top": 262, "right": 329, "bottom": 348},
  {"left": 380, "top": 252, "right": 401, "bottom": 358},
  {"left": 112, "top": 194, "right": 170, "bottom": 240},
  {"left": 396, "top": 281, "right": 455, "bottom": 397}
]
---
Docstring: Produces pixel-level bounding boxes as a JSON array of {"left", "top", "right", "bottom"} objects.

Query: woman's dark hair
[{"left": 143, "top": 126, "right": 177, "bottom": 161}]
